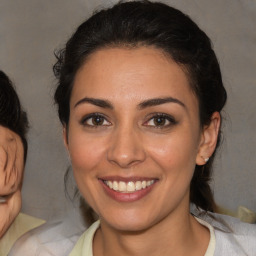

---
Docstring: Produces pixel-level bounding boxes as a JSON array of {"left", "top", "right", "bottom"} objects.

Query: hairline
[{"left": 67, "top": 43, "right": 201, "bottom": 123}]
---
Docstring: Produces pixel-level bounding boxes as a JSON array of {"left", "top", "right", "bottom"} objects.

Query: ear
[{"left": 196, "top": 112, "right": 221, "bottom": 165}]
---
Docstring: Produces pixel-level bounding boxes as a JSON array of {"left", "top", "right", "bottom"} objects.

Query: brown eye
[
  {"left": 145, "top": 114, "right": 177, "bottom": 128},
  {"left": 82, "top": 114, "right": 111, "bottom": 127},
  {"left": 92, "top": 116, "right": 104, "bottom": 125},
  {"left": 153, "top": 116, "right": 167, "bottom": 126}
]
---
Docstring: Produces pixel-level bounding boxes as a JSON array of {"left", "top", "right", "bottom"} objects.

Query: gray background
[{"left": 0, "top": 0, "right": 255, "bottom": 221}]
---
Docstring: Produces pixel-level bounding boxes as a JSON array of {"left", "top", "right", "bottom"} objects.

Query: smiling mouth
[{"left": 103, "top": 180, "right": 156, "bottom": 193}]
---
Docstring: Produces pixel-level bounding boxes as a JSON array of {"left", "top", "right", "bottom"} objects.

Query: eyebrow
[
  {"left": 74, "top": 97, "right": 113, "bottom": 109},
  {"left": 74, "top": 96, "right": 185, "bottom": 110},
  {"left": 138, "top": 97, "right": 185, "bottom": 109}
]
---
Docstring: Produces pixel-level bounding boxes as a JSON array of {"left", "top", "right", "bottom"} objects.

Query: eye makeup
[
  {"left": 143, "top": 113, "right": 178, "bottom": 129},
  {"left": 80, "top": 113, "right": 111, "bottom": 128}
]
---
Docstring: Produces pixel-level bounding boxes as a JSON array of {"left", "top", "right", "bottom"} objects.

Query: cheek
[
  {"left": 146, "top": 132, "right": 199, "bottom": 173},
  {"left": 9, "top": 190, "right": 22, "bottom": 217},
  {"left": 0, "top": 190, "right": 21, "bottom": 238},
  {"left": 68, "top": 133, "right": 107, "bottom": 175},
  {"left": 67, "top": 133, "right": 109, "bottom": 213}
]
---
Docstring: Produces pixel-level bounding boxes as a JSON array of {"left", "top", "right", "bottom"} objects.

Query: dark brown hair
[
  {"left": 54, "top": 0, "right": 227, "bottom": 220},
  {"left": 0, "top": 71, "right": 29, "bottom": 161}
]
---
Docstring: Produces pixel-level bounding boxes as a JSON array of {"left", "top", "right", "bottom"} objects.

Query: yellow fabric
[
  {"left": 69, "top": 220, "right": 100, "bottom": 256},
  {"left": 69, "top": 219, "right": 215, "bottom": 256},
  {"left": 0, "top": 212, "right": 45, "bottom": 256},
  {"left": 195, "top": 217, "right": 215, "bottom": 256},
  {"left": 216, "top": 205, "right": 256, "bottom": 223}
]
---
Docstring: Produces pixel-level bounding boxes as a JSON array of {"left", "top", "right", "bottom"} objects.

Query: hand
[{"left": 0, "top": 126, "right": 24, "bottom": 237}]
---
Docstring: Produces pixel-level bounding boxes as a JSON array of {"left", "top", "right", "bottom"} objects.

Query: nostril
[
  {"left": 107, "top": 129, "right": 146, "bottom": 167},
  {"left": 107, "top": 150, "right": 146, "bottom": 168}
]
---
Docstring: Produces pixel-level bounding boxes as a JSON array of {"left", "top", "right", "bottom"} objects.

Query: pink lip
[
  {"left": 99, "top": 176, "right": 156, "bottom": 182},
  {"left": 99, "top": 178, "right": 157, "bottom": 202}
]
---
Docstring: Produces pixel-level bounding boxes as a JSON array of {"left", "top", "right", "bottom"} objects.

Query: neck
[{"left": 93, "top": 204, "right": 210, "bottom": 256}]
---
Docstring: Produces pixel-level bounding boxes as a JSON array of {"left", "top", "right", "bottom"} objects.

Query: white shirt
[
  {"left": 69, "top": 217, "right": 216, "bottom": 256},
  {"left": 10, "top": 210, "right": 256, "bottom": 256}
]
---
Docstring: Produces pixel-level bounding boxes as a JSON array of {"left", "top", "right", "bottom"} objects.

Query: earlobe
[{"left": 196, "top": 112, "right": 221, "bottom": 166}]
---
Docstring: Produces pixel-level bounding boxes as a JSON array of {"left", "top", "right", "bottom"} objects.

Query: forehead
[{"left": 71, "top": 46, "right": 197, "bottom": 109}]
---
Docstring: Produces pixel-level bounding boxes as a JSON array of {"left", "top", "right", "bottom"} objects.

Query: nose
[{"left": 107, "top": 126, "right": 146, "bottom": 168}]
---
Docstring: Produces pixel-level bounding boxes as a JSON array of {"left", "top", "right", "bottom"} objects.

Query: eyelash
[
  {"left": 80, "top": 113, "right": 177, "bottom": 129},
  {"left": 80, "top": 113, "right": 111, "bottom": 128},
  {"left": 144, "top": 113, "right": 177, "bottom": 128}
]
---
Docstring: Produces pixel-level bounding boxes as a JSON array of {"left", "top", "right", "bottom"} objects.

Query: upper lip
[{"left": 99, "top": 176, "right": 158, "bottom": 182}]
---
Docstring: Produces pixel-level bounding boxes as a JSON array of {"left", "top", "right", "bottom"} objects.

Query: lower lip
[{"left": 100, "top": 180, "right": 156, "bottom": 202}]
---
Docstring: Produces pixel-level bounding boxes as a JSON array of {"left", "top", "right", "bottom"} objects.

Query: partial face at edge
[
  {"left": 64, "top": 46, "right": 220, "bottom": 231},
  {"left": 0, "top": 127, "right": 24, "bottom": 237}
]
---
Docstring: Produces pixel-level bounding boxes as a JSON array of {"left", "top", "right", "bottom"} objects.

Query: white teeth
[
  {"left": 107, "top": 181, "right": 113, "bottom": 189},
  {"left": 119, "top": 181, "right": 126, "bottom": 192},
  {"left": 104, "top": 180, "right": 155, "bottom": 193},
  {"left": 127, "top": 181, "right": 135, "bottom": 192},
  {"left": 135, "top": 181, "right": 142, "bottom": 190},
  {"left": 113, "top": 181, "right": 118, "bottom": 191}
]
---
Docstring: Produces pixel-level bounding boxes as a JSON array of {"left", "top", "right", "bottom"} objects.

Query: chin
[
  {"left": 0, "top": 215, "right": 14, "bottom": 238},
  {"left": 101, "top": 210, "right": 158, "bottom": 233}
]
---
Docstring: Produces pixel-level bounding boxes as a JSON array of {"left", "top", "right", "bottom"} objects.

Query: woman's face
[{"left": 65, "top": 46, "right": 213, "bottom": 231}]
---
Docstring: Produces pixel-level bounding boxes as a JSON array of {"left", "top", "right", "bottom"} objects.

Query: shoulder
[
  {"left": 9, "top": 210, "right": 86, "bottom": 256},
  {"left": 69, "top": 220, "right": 100, "bottom": 256},
  {"left": 0, "top": 213, "right": 45, "bottom": 256},
  {"left": 14, "top": 212, "right": 45, "bottom": 232},
  {"left": 197, "top": 211, "right": 256, "bottom": 255}
]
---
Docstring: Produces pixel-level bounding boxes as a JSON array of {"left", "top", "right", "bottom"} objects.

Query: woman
[
  {"left": 54, "top": 1, "right": 256, "bottom": 255},
  {"left": 10, "top": 1, "right": 256, "bottom": 255},
  {"left": 0, "top": 71, "right": 45, "bottom": 255}
]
